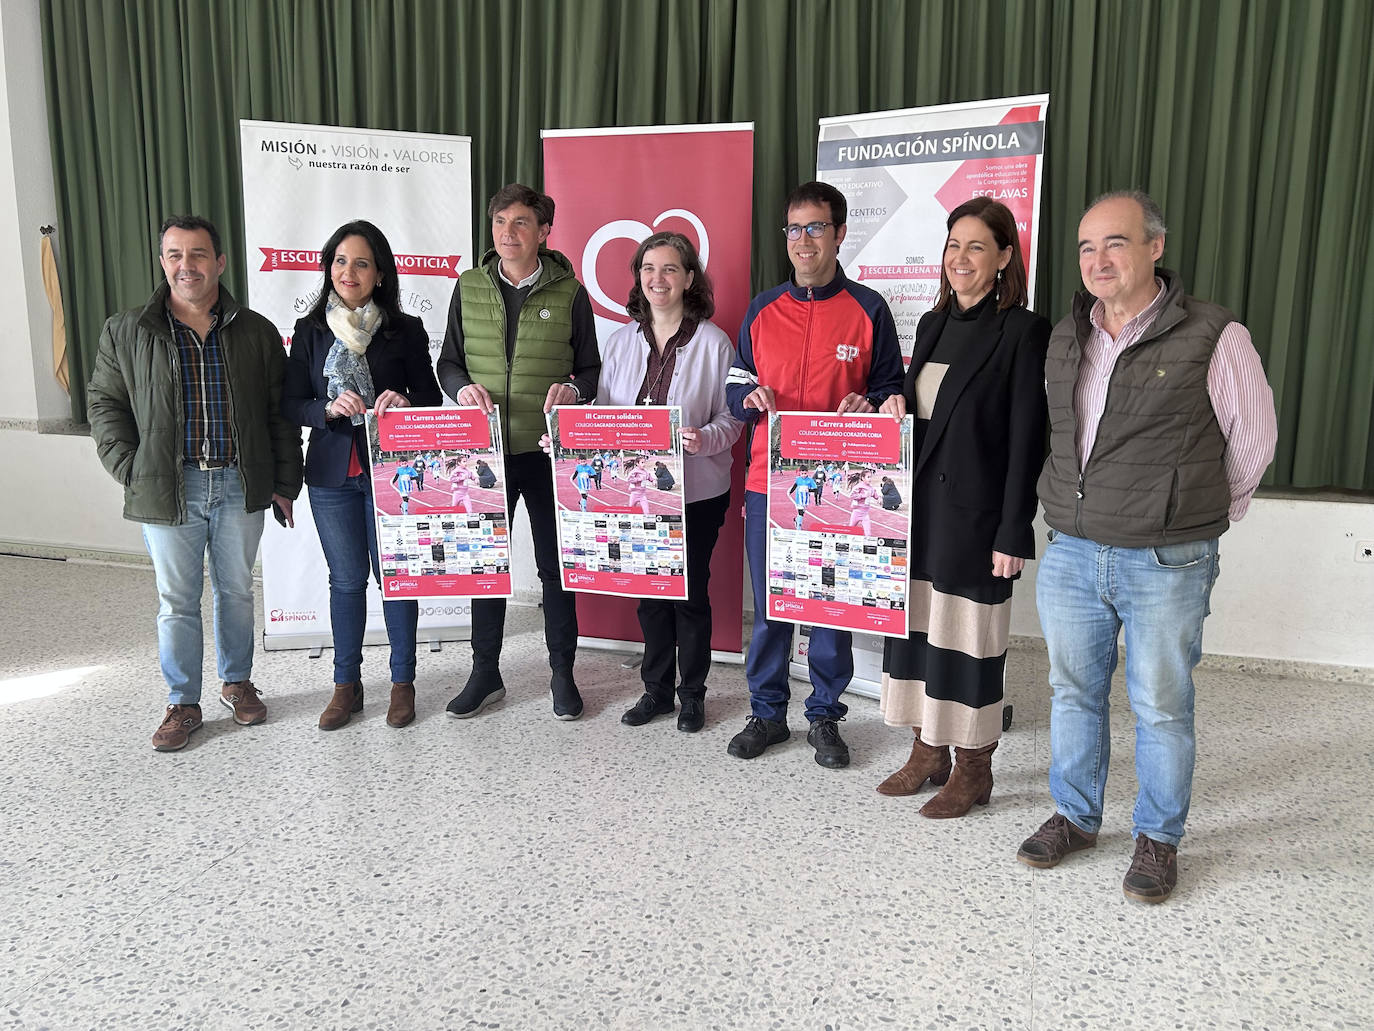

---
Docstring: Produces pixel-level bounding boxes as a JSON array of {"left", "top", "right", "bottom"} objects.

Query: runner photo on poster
[
  {"left": 367, "top": 406, "right": 512, "bottom": 601},
  {"left": 766, "top": 411, "right": 914, "bottom": 637},
  {"left": 547, "top": 405, "right": 687, "bottom": 600}
]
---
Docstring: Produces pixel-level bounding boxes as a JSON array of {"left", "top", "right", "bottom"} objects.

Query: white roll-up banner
[
  {"left": 238, "top": 119, "right": 474, "bottom": 649},
  {"left": 817, "top": 94, "right": 1049, "bottom": 359}
]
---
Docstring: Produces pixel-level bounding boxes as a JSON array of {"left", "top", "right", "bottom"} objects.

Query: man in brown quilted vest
[{"left": 1016, "top": 191, "right": 1276, "bottom": 903}]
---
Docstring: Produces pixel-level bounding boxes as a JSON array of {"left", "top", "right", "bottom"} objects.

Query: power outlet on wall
[{"left": 1357, "top": 540, "right": 1374, "bottom": 563}]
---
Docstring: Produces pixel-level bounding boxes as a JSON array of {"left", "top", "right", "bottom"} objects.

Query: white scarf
[
  {"left": 322, "top": 292, "right": 383, "bottom": 424},
  {"left": 325, "top": 291, "right": 383, "bottom": 353}
]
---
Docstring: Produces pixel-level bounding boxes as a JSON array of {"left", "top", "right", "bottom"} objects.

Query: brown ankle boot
[
  {"left": 319, "top": 682, "right": 363, "bottom": 731},
  {"left": 387, "top": 682, "right": 416, "bottom": 728},
  {"left": 920, "top": 741, "right": 997, "bottom": 818},
  {"left": 876, "top": 728, "right": 952, "bottom": 796}
]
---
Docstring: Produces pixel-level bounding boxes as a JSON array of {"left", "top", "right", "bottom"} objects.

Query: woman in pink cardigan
[{"left": 599, "top": 232, "right": 742, "bottom": 733}]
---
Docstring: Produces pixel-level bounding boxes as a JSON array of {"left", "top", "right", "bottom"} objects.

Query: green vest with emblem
[{"left": 459, "top": 250, "right": 579, "bottom": 454}]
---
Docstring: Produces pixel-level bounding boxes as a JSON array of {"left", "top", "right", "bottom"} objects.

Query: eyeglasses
[{"left": 783, "top": 221, "right": 833, "bottom": 240}]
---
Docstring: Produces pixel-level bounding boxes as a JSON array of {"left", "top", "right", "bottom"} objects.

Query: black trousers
[
  {"left": 636, "top": 489, "right": 731, "bottom": 702},
  {"left": 471, "top": 449, "right": 578, "bottom": 672}
]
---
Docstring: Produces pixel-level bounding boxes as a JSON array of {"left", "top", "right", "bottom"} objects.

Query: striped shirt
[
  {"left": 1075, "top": 279, "right": 1276, "bottom": 521},
  {"left": 169, "top": 308, "right": 235, "bottom": 466}
]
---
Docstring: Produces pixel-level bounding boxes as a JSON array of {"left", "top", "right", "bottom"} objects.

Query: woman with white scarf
[{"left": 282, "top": 220, "right": 442, "bottom": 731}]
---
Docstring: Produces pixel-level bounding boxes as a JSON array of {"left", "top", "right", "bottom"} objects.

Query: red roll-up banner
[{"left": 541, "top": 123, "right": 755, "bottom": 654}]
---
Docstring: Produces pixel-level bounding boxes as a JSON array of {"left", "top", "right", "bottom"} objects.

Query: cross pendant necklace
[{"left": 642, "top": 358, "right": 671, "bottom": 406}]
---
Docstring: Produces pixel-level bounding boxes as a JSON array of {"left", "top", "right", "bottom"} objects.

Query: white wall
[
  {"left": 1010, "top": 501, "right": 1374, "bottom": 670},
  {"left": 0, "top": 0, "right": 142, "bottom": 557},
  {"left": 0, "top": 0, "right": 63, "bottom": 424},
  {"left": 0, "top": 428, "right": 145, "bottom": 554},
  {"left": 1, "top": 0, "right": 1370, "bottom": 672}
]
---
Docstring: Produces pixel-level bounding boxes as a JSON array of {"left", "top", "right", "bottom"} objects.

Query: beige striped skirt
[{"left": 880, "top": 576, "right": 1014, "bottom": 749}]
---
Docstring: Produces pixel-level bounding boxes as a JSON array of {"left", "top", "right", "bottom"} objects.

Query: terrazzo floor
[{"left": 1, "top": 554, "right": 1371, "bottom": 1030}]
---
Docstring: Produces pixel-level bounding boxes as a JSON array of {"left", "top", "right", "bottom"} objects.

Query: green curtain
[{"left": 40, "top": 0, "right": 1374, "bottom": 489}]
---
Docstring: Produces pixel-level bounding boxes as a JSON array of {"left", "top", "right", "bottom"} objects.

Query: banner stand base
[
  {"left": 789, "top": 624, "right": 883, "bottom": 700},
  {"left": 787, "top": 660, "right": 880, "bottom": 701},
  {"left": 577, "top": 635, "right": 745, "bottom": 668},
  {"left": 264, "top": 627, "right": 471, "bottom": 653}
]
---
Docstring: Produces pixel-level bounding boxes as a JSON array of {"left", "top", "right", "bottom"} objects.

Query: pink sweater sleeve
[{"left": 1206, "top": 322, "right": 1278, "bottom": 521}]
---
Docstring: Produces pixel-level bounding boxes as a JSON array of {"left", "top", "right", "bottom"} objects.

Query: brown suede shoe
[
  {"left": 220, "top": 680, "right": 266, "bottom": 726},
  {"left": 920, "top": 742, "right": 996, "bottom": 818},
  {"left": 1017, "top": 812, "right": 1099, "bottom": 868},
  {"left": 876, "top": 728, "right": 952, "bottom": 796},
  {"left": 387, "top": 682, "right": 416, "bottom": 728},
  {"left": 152, "top": 704, "right": 203, "bottom": 752},
  {"left": 319, "top": 682, "right": 363, "bottom": 731},
  {"left": 1122, "top": 834, "right": 1179, "bottom": 904}
]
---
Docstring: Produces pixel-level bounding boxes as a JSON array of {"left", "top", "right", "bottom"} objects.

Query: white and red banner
[
  {"left": 765, "top": 412, "right": 914, "bottom": 638},
  {"left": 239, "top": 119, "right": 474, "bottom": 648},
  {"left": 368, "top": 407, "right": 512, "bottom": 602},
  {"left": 541, "top": 123, "right": 754, "bottom": 653},
  {"left": 548, "top": 405, "right": 687, "bottom": 600},
  {"left": 817, "top": 95, "right": 1049, "bottom": 358},
  {"left": 258, "top": 248, "right": 464, "bottom": 279}
]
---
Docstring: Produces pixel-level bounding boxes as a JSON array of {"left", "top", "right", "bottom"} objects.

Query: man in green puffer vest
[{"left": 436, "top": 183, "right": 600, "bottom": 721}]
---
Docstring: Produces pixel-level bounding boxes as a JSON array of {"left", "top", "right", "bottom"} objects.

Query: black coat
[
  {"left": 282, "top": 312, "right": 443, "bottom": 488},
  {"left": 906, "top": 302, "right": 1050, "bottom": 586}
]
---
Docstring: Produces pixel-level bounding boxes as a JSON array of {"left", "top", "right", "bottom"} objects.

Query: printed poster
[
  {"left": 766, "top": 412, "right": 914, "bottom": 637},
  {"left": 547, "top": 405, "right": 687, "bottom": 601},
  {"left": 368, "top": 406, "right": 512, "bottom": 601},
  {"left": 817, "top": 94, "right": 1049, "bottom": 357}
]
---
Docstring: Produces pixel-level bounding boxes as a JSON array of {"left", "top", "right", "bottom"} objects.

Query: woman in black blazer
[
  {"left": 877, "top": 198, "right": 1049, "bottom": 818},
  {"left": 281, "top": 220, "right": 442, "bottom": 731}
]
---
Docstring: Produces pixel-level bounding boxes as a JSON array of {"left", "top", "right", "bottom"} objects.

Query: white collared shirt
[{"left": 499, "top": 263, "right": 542, "bottom": 290}]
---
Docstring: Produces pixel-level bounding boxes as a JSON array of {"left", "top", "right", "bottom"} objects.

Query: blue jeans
[
  {"left": 141, "top": 465, "right": 264, "bottom": 705},
  {"left": 743, "top": 490, "right": 851, "bottom": 724},
  {"left": 308, "top": 474, "right": 418, "bottom": 684},
  {"left": 1037, "top": 530, "right": 1220, "bottom": 847}
]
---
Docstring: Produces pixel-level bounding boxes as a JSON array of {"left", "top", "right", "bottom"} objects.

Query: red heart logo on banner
[{"left": 580, "top": 208, "right": 710, "bottom": 317}]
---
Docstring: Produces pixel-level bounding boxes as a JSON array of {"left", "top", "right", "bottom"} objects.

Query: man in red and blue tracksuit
[{"left": 725, "top": 181, "right": 903, "bottom": 769}]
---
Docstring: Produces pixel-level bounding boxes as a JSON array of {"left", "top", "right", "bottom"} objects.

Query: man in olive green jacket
[
  {"left": 87, "top": 215, "right": 303, "bottom": 752},
  {"left": 436, "top": 184, "right": 600, "bottom": 721}
]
